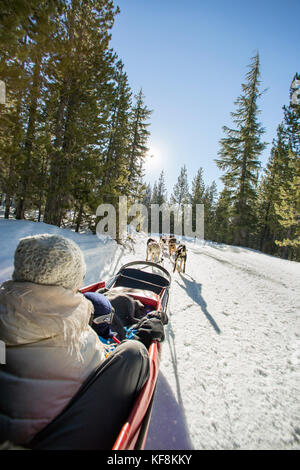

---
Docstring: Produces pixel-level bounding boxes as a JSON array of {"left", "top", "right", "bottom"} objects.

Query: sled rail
[
  {"left": 118, "top": 260, "right": 171, "bottom": 283},
  {"left": 112, "top": 341, "right": 160, "bottom": 450},
  {"left": 80, "top": 281, "right": 106, "bottom": 293}
]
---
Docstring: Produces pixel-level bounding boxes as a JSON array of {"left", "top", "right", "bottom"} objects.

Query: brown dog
[
  {"left": 168, "top": 236, "right": 177, "bottom": 257},
  {"left": 173, "top": 244, "right": 187, "bottom": 273}
]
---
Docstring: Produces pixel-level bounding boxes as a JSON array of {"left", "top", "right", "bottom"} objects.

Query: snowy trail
[
  {"left": 0, "top": 220, "right": 299, "bottom": 449},
  {"left": 108, "top": 233, "right": 300, "bottom": 449},
  {"left": 147, "top": 241, "right": 300, "bottom": 450}
]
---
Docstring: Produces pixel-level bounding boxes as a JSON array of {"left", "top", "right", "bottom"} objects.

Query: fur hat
[{"left": 13, "top": 234, "right": 86, "bottom": 291}]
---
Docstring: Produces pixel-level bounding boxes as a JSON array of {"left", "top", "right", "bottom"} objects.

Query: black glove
[
  {"left": 146, "top": 310, "right": 168, "bottom": 325},
  {"left": 133, "top": 316, "right": 165, "bottom": 349},
  {"left": 92, "top": 320, "right": 111, "bottom": 339}
]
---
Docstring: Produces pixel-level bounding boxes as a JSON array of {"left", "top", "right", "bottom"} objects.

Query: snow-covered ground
[{"left": 0, "top": 219, "right": 299, "bottom": 450}]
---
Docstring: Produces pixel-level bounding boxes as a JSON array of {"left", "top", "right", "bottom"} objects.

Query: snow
[{"left": 0, "top": 219, "right": 299, "bottom": 450}]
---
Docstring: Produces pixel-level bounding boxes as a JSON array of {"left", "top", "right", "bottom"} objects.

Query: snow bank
[{"left": 0, "top": 219, "right": 119, "bottom": 287}]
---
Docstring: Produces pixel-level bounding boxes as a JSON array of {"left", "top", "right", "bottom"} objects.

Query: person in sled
[{"left": 0, "top": 234, "right": 165, "bottom": 450}]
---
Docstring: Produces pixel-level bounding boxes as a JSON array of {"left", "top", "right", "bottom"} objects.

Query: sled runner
[{"left": 81, "top": 261, "right": 171, "bottom": 450}]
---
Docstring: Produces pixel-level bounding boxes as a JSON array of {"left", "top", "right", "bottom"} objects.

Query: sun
[{"left": 145, "top": 145, "right": 162, "bottom": 171}]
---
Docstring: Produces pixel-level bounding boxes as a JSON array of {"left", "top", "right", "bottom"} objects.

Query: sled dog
[
  {"left": 159, "top": 235, "right": 167, "bottom": 252},
  {"left": 173, "top": 244, "right": 187, "bottom": 273},
  {"left": 168, "top": 236, "right": 177, "bottom": 257},
  {"left": 146, "top": 238, "right": 161, "bottom": 263}
]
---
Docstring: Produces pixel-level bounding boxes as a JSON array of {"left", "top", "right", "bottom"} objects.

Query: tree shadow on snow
[
  {"left": 145, "top": 372, "right": 194, "bottom": 450},
  {"left": 177, "top": 274, "right": 221, "bottom": 335}
]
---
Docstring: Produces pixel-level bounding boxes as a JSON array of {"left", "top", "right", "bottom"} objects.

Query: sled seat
[{"left": 114, "top": 267, "right": 169, "bottom": 295}]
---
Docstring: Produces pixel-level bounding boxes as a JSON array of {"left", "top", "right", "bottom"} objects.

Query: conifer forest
[{"left": 0, "top": 1, "right": 299, "bottom": 260}]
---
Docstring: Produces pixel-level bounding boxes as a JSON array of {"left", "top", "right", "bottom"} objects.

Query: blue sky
[{"left": 110, "top": 0, "right": 300, "bottom": 197}]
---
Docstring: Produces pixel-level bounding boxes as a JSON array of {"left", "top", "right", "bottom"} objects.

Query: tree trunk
[
  {"left": 4, "top": 85, "right": 24, "bottom": 219},
  {"left": 4, "top": 195, "right": 11, "bottom": 219},
  {"left": 44, "top": 75, "right": 71, "bottom": 226},
  {"left": 15, "top": 53, "right": 42, "bottom": 219},
  {"left": 75, "top": 204, "right": 83, "bottom": 233}
]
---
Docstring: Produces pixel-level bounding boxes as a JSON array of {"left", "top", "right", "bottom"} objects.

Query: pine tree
[
  {"left": 126, "top": 89, "right": 152, "bottom": 201},
  {"left": 0, "top": 0, "right": 61, "bottom": 47},
  {"left": 213, "top": 187, "right": 233, "bottom": 244},
  {"left": 283, "top": 73, "right": 300, "bottom": 156},
  {"left": 0, "top": 0, "right": 153, "bottom": 232},
  {"left": 15, "top": 49, "right": 43, "bottom": 220},
  {"left": 156, "top": 170, "right": 167, "bottom": 206},
  {"left": 142, "top": 183, "right": 152, "bottom": 206},
  {"left": 170, "top": 165, "right": 190, "bottom": 235},
  {"left": 151, "top": 181, "right": 158, "bottom": 204},
  {"left": 256, "top": 73, "right": 299, "bottom": 258},
  {"left": 190, "top": 168, "right": 205, "bottom": 234},
  {"left": 100, "top": 59, "right": 132, "bottom": 205},
  {"left": 171, "top": 165, "right": 190, "bottom": 205},
  {"left": 215, "top": 53, "right": 266, "bottom": 246},
  {"left": 274, "top": 153, "right": 300, "bottom": 258},
  {"left": 149, "top": 170, "right": 167, "bottom": 234},
  {"left": 274, "top": 75, "right": 299, "bottom": 259},
  {"left": 0, "top": 0, "right": 62, "bottom": 219},
  {"left": 68, "top": 45, "right": 120, "bottom": 232},
  {"left": 191, "top": 168, "right": 205, "bottom": 204},
  {"left": 141, "top": 182, "right": 152, "bottom": 234},
  {"left": 43, "top": 0, "right": 119, "bottom": 226},
  {"left": 0, "top": 60, "right": 27, "bottom": 218},
  {"left": 203, "top": 181, "right": 218, "bottom": 241},
  {"left": 256, "top": 125, "right": 290, "bottom": 254}
]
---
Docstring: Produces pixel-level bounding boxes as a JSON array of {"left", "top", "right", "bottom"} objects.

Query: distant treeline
[{"left": 0, "top": 3, "right": 299, "bottom": 261}]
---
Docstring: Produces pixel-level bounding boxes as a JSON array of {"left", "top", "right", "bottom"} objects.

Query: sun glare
[{"left": 145, "top": 146, "right": 162, "bottom": 171}]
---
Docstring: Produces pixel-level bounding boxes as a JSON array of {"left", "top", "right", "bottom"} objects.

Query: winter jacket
[{"left": 0, "top": 280, "right": 106, "bottom": 446}]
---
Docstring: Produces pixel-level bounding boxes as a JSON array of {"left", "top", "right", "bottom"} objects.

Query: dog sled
[
  {"left": 30, "top": 261, "right": 171, "bottom": 451},
  {"left": 79, "top": 260, "right": 171, "bottom": 450}
]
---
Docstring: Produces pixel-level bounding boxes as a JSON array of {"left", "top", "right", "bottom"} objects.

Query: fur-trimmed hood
[
  {"left": 0, "top": 281, "right": 95, "bottom": 360},
  {"left": 0, "top": 281, "right": 105, "bottom": 445}
]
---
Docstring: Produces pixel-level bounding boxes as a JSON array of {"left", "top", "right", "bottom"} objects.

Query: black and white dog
[{"left": 173, "top": 244, "right": 187, "bottom": 273}]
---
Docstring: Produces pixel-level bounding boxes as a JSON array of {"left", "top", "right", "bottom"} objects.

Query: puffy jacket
[{"left": 0, "top": 281, "right": 105, "bottom": 446}]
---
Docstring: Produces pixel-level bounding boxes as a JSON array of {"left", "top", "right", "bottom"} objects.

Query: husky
[
  {"left": 159, "top": 235, "right": 167, "bottom": 252},
  {"left": 146, "top": 238, "right": 161, "bottom": 263},
  {"left": 173, "top": 244, "right": 187, "bottom": 273},
  {"left": 168, "top": 236, "right": 177, "bottom": 257}
]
